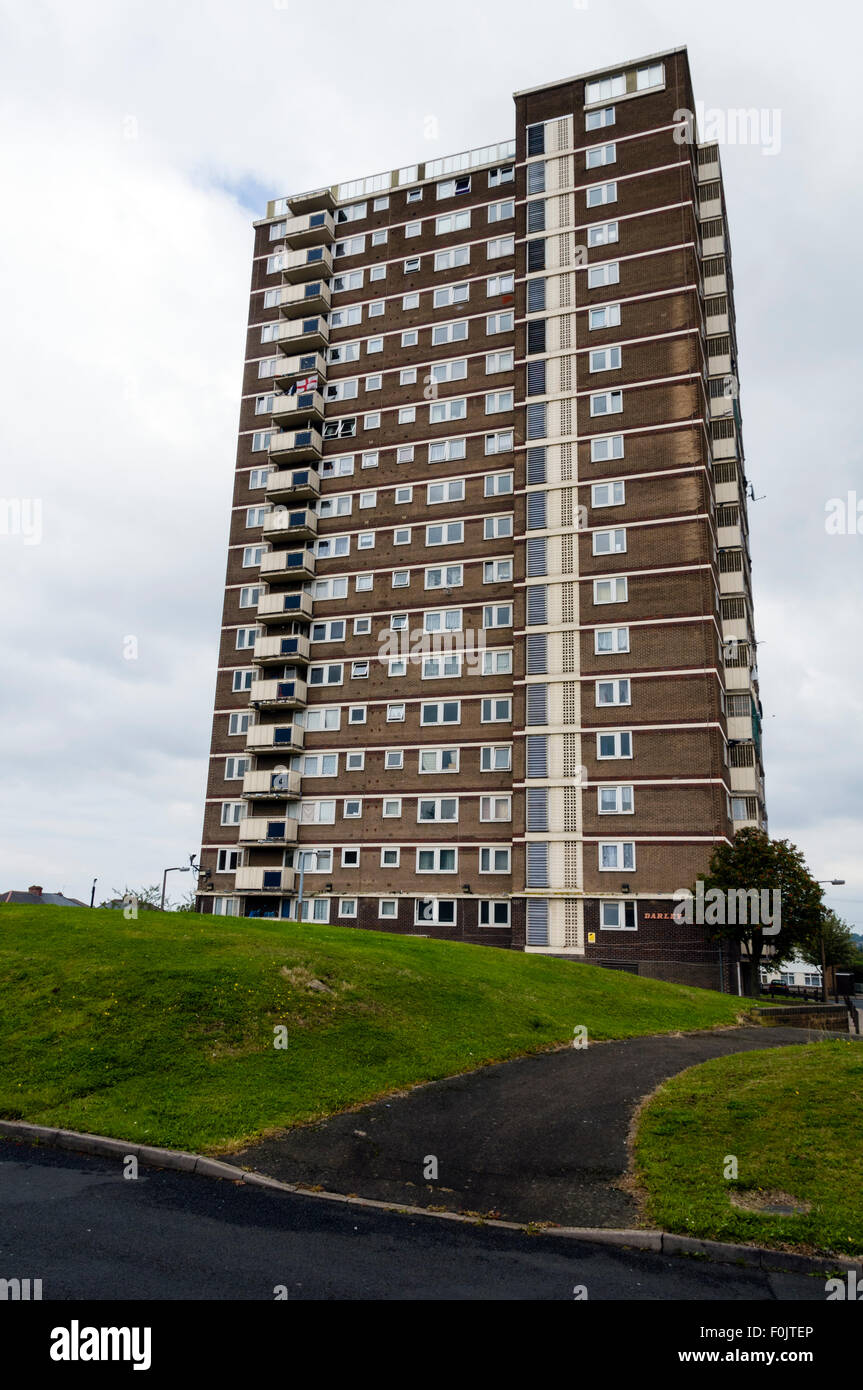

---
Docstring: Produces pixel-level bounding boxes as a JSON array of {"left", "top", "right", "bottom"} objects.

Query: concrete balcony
[
  {"left": 727, "top": 713, "right": 754, "bottom": 742},
  {"left": 709, "top": 391, "right": 735, "bottom": 420},
  {"left": 268, "top": 428, "right": 323, "bottom": 463},
  {"left": 253, "top": 633, "right": 311, "bottom": 666},
  {"left": 276, "top": 280, "right": 331, "bottom": 317},
  {"left": 714, "top": 468, "right": 741, "bottom": 506},
  {"left": 721, "top": 613, "right": 750, "bottom": 643},
  {"left": 281, "top": 209, "right": 335, "bottom": 248},
  {"left": 265, "top": 467, "right": 321, "bottom": 504},
  {"left": 702, "top": 227, "right": 726, "bottom": 257},
  {"left": 281, "top": 245, "right": 333, "bottom": 284},
  {"left": 238, "top": 817, "right": 299, "bottom": 845},
  {"left": 719, "top": 565, "right": 749, "bottom": 596},
  {"left": 235, "top": 865, "right": 296, "bottom": 894},
  {"left": 287, "top": 189, "right": 336, "bottom": 217},
  {"left": 257, "top": 590, "right": 314, "bottom": 624},
  {"left": 707, "top": 346, "right": 732, "bottom": 378},
  {"left": 242, "top": 768, "right": 302, "bottom": 799},
  {"left": 246, "top": 723, "right": 305, "bottom": 753},
  {"left": 704, "top": 268, "right": 728, "bottom": 298},
  {"left": 272, "top": 316, "right": 329, "bottom": 352},
  {"left": 724, "top": 662, "right": 753, "bottom": 691},
  {"left": 706, "top": 302, "right": 730, "bottom": 335},
  {"left": 732, "top": 807, "right": 763, "bottom": 832},
  {"left": 262, "top": 507, "right": 318, "bottom": 544},
  {"left": 270, "top": 391, "right": 325, "bottom": 427},
  {"left": 272, "top": 351, "right": 327, "bottom": 390},
  {"left": 699, "top": 192, "right": 723, "bottom": 221},
  {"left": 249, "top": 677, "right": 308, "bottom": 709},
  {"left": 697, "top": 146, "right": 720, "bottom": 184},
  {"left": 717, "top": 519, "right": 742, "bottom": 549},
  {"left": 712, "top": 424, "right": 741, "bottom": 461},
  {"left": 260, "top": 548, "right": 316, "bottom": 582},
  {"left": 730, "top": 761, "right": 759, "bottom": 795}
]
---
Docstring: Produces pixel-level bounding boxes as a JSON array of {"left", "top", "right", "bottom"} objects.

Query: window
[
  {"left": 312, "top": 577, "right": 350, "bottom": 600},
  {"left": 405, "top": 221, "right": 422, "bottom": 238},
  {"left": 355, "top": 573, "right": 373, "bottom": 592},
  {"left": 585, "top": 73, "right": 626, "bottom": 103},
  {"left": 479, "top": 847, "right": 511, "bottom": 873},
  {"left": 587, "top": 221, "right": 619, "bottom": 248},
  {"left": 426, "top": 521, "right": 463, "bottom": 546},
  {"left": 435, "top": 211, "right": 471, "bottom": 234},
  {"left": 365, "top": 373, "right": 382, "bottom": 391},
  {"left": 483, "top": 558, "right": 512, "bottom": 583},
  {"left": 586, "top": 182, "right": 617, "bottom": 207},
  {"left": 434, "top": 246, "right": 470, "bottom": 271},
  {"left": 381, "top": 848, "right": 401, "bottom": 868},
  {"left": 363, "top": 412, "right": 380, "bottom": 429},
  {"left": 302, "top": 753, "right": 339, "bottom": 778},
  {"left": 593, "top": 527, "right": 627, "bottom": 554},
  {"left": 392, "top": 570, "right": 410, "bottom": 588},
  {"left": 636, "top": 62, "right": 664, "bottom": 90},
  {"left": 600, "top": 900, "right": 637, "bottom": 929},
  {"left": 481, "top": 698, "right": 511, "bottom": 723},
  {"left": 389, "top": 656, "right": 408, "bottom": 676},
  {"left": 401, "top": 329, "right": 418, "bottom": 347},
  {"left": 484, "top": 471, "right": 513, "bottom": 496},
  {"left": 400, "top": 367, "right": 418, "bottom": 386},
  {"left": 589, "top": 303, "right": 621, "bottom": 330},
  {"left": 224, "top": 757, "right": 249, "bottom": 780},
  {"left": 416, "top": 848, "right": 458, "bottom": 873},
  {"left": 480, "top": 795, "right": 511, "bottom": 822},
  {"left": 591, "top": 434, "right": 624, "bottom": 462},
  {"left": 597, "top": 730, "right": 632, "bottom": 759},
  {"left": 418, "top": 798, "right": 458, "bottom": 823},
  {"left": 483, "top": 604, "right": 512, "bottom": 628},
  {"left": 427, "top": 478, "right": 465, "bottom": 504},
  {"left": 436, "top": 176, "right": 471, "bottom": 198},
  {"left": 485, "top": 390, "right": 513, "bottom": 414},
  {"left": 429, "top": 398, "right": 467, "bottom": 424},
  {"left": 402, "top": 291, "right": 420, "bottom": 310},
  {"left": 486, "top": 350, "right": 514, "bottom": 373},
  {"left": 484, "top": 515, "right": 512, "bottom": 539},
  {"left": 367, "top": 337, "right": 383, "bottom": 353},
  {"left": 212, "top": 897, "right": 240, "bottom": 917},
  {"left": 385, "top": 749, "right": 404, "bottom": 769},
  {"left": 342, "top": 798, "right": 362, "bottom": 818},
  {"left": 334, "top": 235, "right": 365, "bottom": 259},
  {"left": 220, "top": 802, "right": 245, "bottom": 825},
  {"left": 598, "top": 785, "right": 634, "bottom": 814},
  {"left": 332, "top": 270, "right": 364, "bottom": 294},
  {"left": 421, "top": 701, "right": 461, "bottom": 725},
  {"left": 396, "top": 446, "right": 415, "bottom": 465},
  {"left": 386, "top": 704, "right": 405, "bottom": 722},
  {"left": 238, "top": 586, "right": 260, "bottom": 608},
  {"left": 487, "top": 272, "right": 514, "bottom": 296},
  {"left": 308, "top": 663, "right": 344, "bottom": 686},
  {"left": 395, "top": 484, "right": 414, "bottom": 503},
  {"left": 328, "top": 341, "right": 361, "bottom": 365},
  {"left": 348, "top": 705, "right": 366, "bottom": 725},
  {"left": 482, "top": 649, "right": 512, "bottom": 675},
  {"left": 351, "top": 659, "right": 369, "bottom": 679},
  {"left": 415, "top": 899, "right": 457, "bottom": 926},
  {"left": 587, "top": 262, "right": 620, "bottom": 289},
  {"left": 403, "top": 258, "right": 421, "bottom": 274},
  {"left": 599, "top": 841, "right": 636, "bottom": 871},
  {"left": 481, "top": 745, "right": 511, "bottom": 771},
  {"left": 590, "top": 346, "right": 622, "bottom": 372},
  {"left": 423, "top": 653, "right": 462, "bottom": 679},
  {"left": 251, "top": 431, "right": 272, "bottom": 452},
  {"left": 235, "top": 627, "right": 258, "bottom": 650},
  {"left": 586, "top": 142, "right": 616, "bottom": 168},
  {"left": 431, "top": 318, "right": 468, "bottom": 345},
  {"left": 433, "top": 283, "right": 469, "bottom": 309},
  {"left": 398, "top": 406, "right": 416, "bottom": 425},
  {"left": 488, "top": 165, "right": 514, "bottom": 187},
  {"left": 383, "top": 798, "right": 402, "bottom": 817},
  {"left": 479, "top": 901, "right": 510, "bottom": 927},
  {"left": 406, "top": 187, "right": 422, "bottom": 203},
  {"left": 322, "top": 419, "right": 357, "bottom": 440},
  {"left": 428, "top": 436, "right": 467, "bottom": 463},
  {"left": 338, "top": 898, "right": 358, "bottom": 917},
  {"left": 369, "top": 299, "right": 386, "bottom": 317},
  {"left": 593, "top": 576, "right": 628, "bottom": 605},
  {"left": 485, "top": 429, "right": 513, "bottom": 455},
  {"left": 373, "top": 195, "right": 390, "bottom": 210},
  {"left": 425, "top": 563, "right": 463, "bottom": 589},
  {"left": 487, "top": 236, "right": 514, "bottom": 259},
  {"left": 242, "top": 546, "right": 263, "bottom": 568},
  {"left": 595, "top": 626, "right": 630, "bottom": 653},
  {"left": 305, "top": 707, "right": 341, "bottom": 732},
  {"left": 317, "top": 495, "right": 352, "bottom": 519},
  {"left": 586, "top": 106, "right": 616, "bottom": 130},
  {"left": 596, "top": 678, "right": 631, "bottom": 706},
  {"left": 321, "top": 454, "right": 356, "bottom": 478},
  {"left": 315, "top": 535, "right": 350, "bottom": 558},
  {"left": 379, "top": 899, "right": 398, "bottom": 918},
  {"left": 487, "top": 311, "right": 513, "bottom": 334},
  {"left": 371, "top": 228, "right": 388, "bottom": 246},
  {"left": 345, "top": 751, "right": 365, "bottom": 771},
  {"left": 430, "top": 358, "right": 467, "bottom": 384},
  {"left": 310, "top": 619, "right": 346, "bottom": 642},
  {"left": 419, "top": 747, "right": 459, "bottom": 773},
  {"left": 488, "top": 200, "right": 514, "bottom": 223}
]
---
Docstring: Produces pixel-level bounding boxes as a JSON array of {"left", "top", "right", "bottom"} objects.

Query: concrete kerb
[{"left": 1, "top": 1118, "right": 859, "bottom": 1280}]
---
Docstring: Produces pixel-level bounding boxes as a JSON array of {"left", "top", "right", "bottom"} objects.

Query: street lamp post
[
  {"left": 160, "top": 865, "right": 191, "bottom": 912},
  {"left": 816, "top": 879, "right": 846, "bottom": 1002},
  {"left": 89, "top": 877, "right": 98, "bottom": 909}
]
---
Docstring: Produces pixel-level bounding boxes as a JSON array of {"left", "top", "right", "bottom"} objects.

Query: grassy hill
[{"left": 0, "top": 903, "right": 746, "bottom": 1153}]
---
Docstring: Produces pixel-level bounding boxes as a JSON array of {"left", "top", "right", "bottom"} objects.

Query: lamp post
[
  {"left": 89, "top": 877, "right": 98, "bottom": 908},
  {"left": 816, "top": 879, "right": 845, "bottom": 1002},
  {"left": 160, "top": 865, "right": 191, "bottom": 912}
]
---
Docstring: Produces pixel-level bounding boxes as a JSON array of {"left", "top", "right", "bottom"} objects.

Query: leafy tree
[
  {"left": 172, "top": 888, "right": 199, "bottom": 913},
  {"left": 800, "top": 911, "right": 858, "bottom": 973},
  {"left": 99, "top": 884, "right": 162, "bottom": 909},
  {"left": 695, "top": 829, "right": 823, "bottom": 996}
]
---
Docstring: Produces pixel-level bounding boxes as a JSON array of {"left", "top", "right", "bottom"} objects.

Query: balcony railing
[
  {"left": 262, "top": 507, "right": 318, "bottom": 542},
  {"left": 271, "top": 316, "right": 329, "bottom": 351},
  {"left": 242, "top": 768, "right": 302, "bottom": 799},
  {"left": 249, "top": 677, "right": 308, "bottom": 709},
  {"left": 281, "top": 245, "right": 333, "bottom": 284},
  {"left": 253, "top": 633, "right": 311, "bottom": 666},
  {"left": 268, "top": 428, "right": 323, "bottom": 463},
  {"left": 257, "top": 590, "right": 314, "bottom": 623},
  {"left": 238, "top": 817, "right": 299, "bottom": 845},
  {"left": 276, "top": 280, "right": 331, "bottom": 317},
  {"left": 235, "top": 865, "right": 297, "bottom": 894},
  {"left": 245, "top": 722, "right": 305, "bottom": 752},
  {"left": 273, "top": 351, "right": 327, "bottom": 388},
  {"left": 265, "top": 467, "right": 321, "bottom": 503},
  {"left": 280, "top": 209, "right": 335, "bottom": 247},
  {"left": 270, "top": 391, "right": 325, "bottom": 426},
  {"left": 260, "top": 548, "right": 316, "bottom": 581},
  {"left": 287, "top": 188, "right": 336, "bottom": 216}
]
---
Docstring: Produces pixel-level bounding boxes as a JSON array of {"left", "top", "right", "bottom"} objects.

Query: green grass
[
  {"left": 634, "top": 1041, "right": 863, "bottom": 1256},
  {"left": 0, "top": 903, "right": 745, "bottom": 1153}
]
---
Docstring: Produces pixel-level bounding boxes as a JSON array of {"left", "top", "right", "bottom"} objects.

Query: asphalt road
[
  {"left": 221, "top": 1026, "right": 828, "bottom": 1225},
  {"left": 0, "top": 1140, "right": 827, "bottom": 1301}
]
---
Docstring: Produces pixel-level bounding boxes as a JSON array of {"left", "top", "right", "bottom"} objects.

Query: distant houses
[{"left": 0, "top": 884, "right": 87, "bottom": 907}]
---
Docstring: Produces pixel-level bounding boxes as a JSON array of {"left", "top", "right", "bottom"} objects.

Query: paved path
[
  {"left": 221, "top": 1026, "right": 832, "bottom": 1226},
  {"left": 0, "top": 1142, "right": 823, "bottom": 1301}
]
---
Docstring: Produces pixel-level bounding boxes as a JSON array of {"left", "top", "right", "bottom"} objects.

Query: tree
[
  {"left": 799, "top": 910, "right": 858, "bottom": 989},
  {"left": 695, "top": 829, "right": 823, "bottom": 996},
  {"left": 99, "top": 884, "right": 162, "bottom": 909},
  {"left": 172, "top": 888, "right": 199, "bottom": 913}
]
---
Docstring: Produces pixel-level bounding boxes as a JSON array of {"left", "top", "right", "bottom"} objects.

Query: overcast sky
[{"left": 0, "top": 0, "right": 860, "bottom": 919}]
